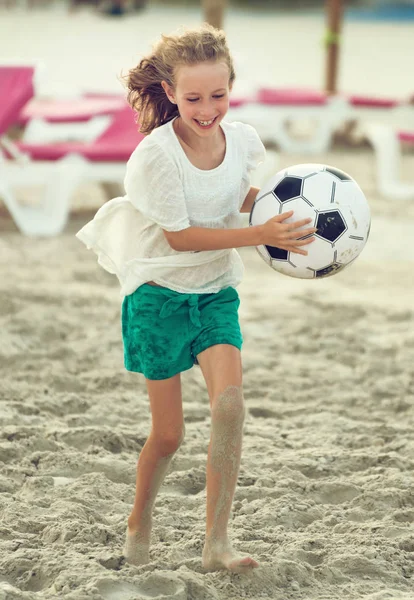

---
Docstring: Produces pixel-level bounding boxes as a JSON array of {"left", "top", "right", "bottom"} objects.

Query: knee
[
  {"left": 151, "top": 424, "right": 185, "bottom": 456},
  {"left": 212, "top": 385, "right": 245, "bottom": 426}
]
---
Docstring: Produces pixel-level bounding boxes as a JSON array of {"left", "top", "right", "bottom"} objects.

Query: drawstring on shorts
[{"left": 158, "top": 294, "right": 201, "bottom": 328}]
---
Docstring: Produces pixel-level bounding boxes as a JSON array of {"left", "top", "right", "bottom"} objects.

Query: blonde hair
[{"left": 126, "top": 23, "right": 236, "bottom": 135}]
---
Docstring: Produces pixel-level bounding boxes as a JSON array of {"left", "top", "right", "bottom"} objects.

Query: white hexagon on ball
[
  {"left": 279, "top": 197, "right": 317, "bottom": 228},
  {"left": 270, "top": 259, "right": 315, "bottom": 279},
  {"left": 250, "top": 192, "right": 282, "bottom": 225},
  {"left": 334, "top": 182, "right": 371, "bottom": 236},
  {"left": 302, "top": 171, "right": 337, "bottom": 211},
  {"left": 290, "top": 236, "right": 336, "bottom": 273}
]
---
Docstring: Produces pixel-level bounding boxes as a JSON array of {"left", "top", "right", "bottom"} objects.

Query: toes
[
  {"left": 239, "top": 556, "right": 258, "bottom": 566},
  {"left": 229, "top": 556, "right": 259, "bottom": 572}
]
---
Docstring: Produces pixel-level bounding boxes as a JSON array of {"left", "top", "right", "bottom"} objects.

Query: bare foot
[
  {"left": 123, "top": 526, "right": 151, "bottom": 566},
  {"left": 202, "top": 540, "right": 259, "bottom": 573}
]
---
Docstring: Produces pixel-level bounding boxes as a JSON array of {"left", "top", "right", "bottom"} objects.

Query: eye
[{"left": 186, "top": 94, "right": 225, "bottom": 103}]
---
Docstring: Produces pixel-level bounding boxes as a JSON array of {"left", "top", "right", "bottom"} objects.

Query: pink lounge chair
[
  {"left": 0, "top": 62, "right": 127, "bottom": 143},
  {"left": 18, "top": 94, "right": 127, "bottom": 125},
  {"left": 16, "top": 106, "right": 144, "bottom": 162},
  {"left": 227, "top": 87, "right": 349, "bottom": 153},
  {"left": 229, "top": 86, "right": 414, "bottom": 199},
  {"left": 0, "top": 65, "right": 35, "bottom": 134},
  {"left": 18, "top": 91, "right": 130, "bottom": 147},
  {"left": 0, "top": 65, "right": 144, "bottom": 236},
  {"left": 228, "top": 87, "right": 410, "bottom": 153},
  {"left": 348, "top": 95, "right": 400, "bottom": 109},
  {"left": 0, "top": 66, "right": 279, "bottom": 236},
  {"left": 18, "top": 91, "right": 129, "bottom": 144}
]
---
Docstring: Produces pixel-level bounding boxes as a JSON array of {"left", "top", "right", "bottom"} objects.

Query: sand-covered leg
[
  {"left": 123, "top": 437, "right": 178, "bottom": 566},
  {"left": 202, "top": 385, "right": 259, "bottom": 573}
]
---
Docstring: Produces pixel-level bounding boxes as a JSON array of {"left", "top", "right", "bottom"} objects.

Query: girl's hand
[{"left": 260, "top": 211, "right": 317, "bottom": 256}]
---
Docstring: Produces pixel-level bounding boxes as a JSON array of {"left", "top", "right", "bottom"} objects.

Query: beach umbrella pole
[
  {"left": 325, "top": 0, "right": 343, "bottom": 95},
  {"left": 202, "top": 0, "right": 227, "bottom": 30}
]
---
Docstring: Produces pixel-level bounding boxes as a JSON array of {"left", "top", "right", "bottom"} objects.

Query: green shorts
[{"left": 121, "top": 283, "right": 243, "bottom": 380}]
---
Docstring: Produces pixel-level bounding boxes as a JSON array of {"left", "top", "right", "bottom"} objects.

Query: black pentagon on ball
[
  {"left": 324, "top": 166, "right": 352, "bottom": 181},
  {"left": 273, "top": 177, "right": 302, "bottom": 202},
  {"left": 316, "top": 210, "right": 346, "bottom": 243},
  {"left": 315, "top": 262, "right": 346, "bottom": 278},
  {"left": 266, "top": 245, "right": 289, "bottom": 261}
]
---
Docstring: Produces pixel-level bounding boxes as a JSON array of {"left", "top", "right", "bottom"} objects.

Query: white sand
[{"left": 1, "top": 4, "right": 414, "bottom": 600}]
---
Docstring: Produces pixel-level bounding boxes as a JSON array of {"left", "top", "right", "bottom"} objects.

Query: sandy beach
[{"left": 1, "top": 3, "right": 414, "bottom": 599}]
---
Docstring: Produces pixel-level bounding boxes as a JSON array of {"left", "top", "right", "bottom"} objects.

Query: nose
[{"left": 198, "top": 99, "right": 216, "bottom": 117}]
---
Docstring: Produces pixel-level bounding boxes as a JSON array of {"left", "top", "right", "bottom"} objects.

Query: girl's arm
[
  {"left": 164, "top": 224, "right": 265, "bottom": 252},
  {"left": 163, "top": 186, "right": 263, "bottom": 251},
  {"left": 240, "top": 186, "right": 260, "bottom": 214}
]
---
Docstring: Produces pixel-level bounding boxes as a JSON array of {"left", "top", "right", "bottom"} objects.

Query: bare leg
[
  {"left": 123, "top": 433, "right": 181, "bottom": 565},
  {"left": 202, "top": 385, "right": 259, "bottom": 573}
]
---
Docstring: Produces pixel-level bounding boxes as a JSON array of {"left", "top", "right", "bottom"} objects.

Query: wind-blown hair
[{"left": 125, "top": 23, "right": 236, "bottom": 135}]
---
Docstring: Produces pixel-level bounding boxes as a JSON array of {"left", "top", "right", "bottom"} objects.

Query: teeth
[{"left": 198, "top": 118, "right": 215, "bottom": 126}]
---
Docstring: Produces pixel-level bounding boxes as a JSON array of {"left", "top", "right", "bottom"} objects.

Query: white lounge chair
[
  {"left": 227, "top": 87, "right": 350, "bottom": 154},
  {"left": 349, "top": 95, "right": 414, "bottom": 200},
  {"left": 364, "top": 123, "right": 414, "bottom": 200}
]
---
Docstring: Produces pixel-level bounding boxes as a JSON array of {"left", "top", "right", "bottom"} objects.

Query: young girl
[{"left": 76, "top": 24, "right": 316, "bottom": 574}]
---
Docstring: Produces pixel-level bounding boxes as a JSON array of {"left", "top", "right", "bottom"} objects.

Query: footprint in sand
[
  {"left": 96, "top": 573, "right": 186, "bottom": 600},
  {"left": 165, "top": 469, "right": 206, "bottom": 496},
  {"left": 248, "top": 407, "right": 278, "bottom": 419}
]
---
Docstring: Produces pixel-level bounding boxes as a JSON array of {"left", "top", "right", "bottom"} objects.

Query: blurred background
[
  {"left": 2, "top": 0, "right": 414, "bottom": 96},
  {"left": 0, "top": 0, "right": 413, "bottom": 234}
]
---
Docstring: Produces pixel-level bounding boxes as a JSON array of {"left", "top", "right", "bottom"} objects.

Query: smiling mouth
[{"left": 194, "top": 117, "right": 217, "bottom": 127}]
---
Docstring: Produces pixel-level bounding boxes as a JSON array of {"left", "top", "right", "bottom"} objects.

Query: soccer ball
[{"left": 249, "top": 164, "right": 371, "bottom": 279}]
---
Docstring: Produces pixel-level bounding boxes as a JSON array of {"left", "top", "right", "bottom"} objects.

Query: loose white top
[{"left": 76, "top": 117, "right": 266, "bottom": 296}]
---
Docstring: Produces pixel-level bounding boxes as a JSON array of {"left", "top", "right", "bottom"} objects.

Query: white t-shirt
[{"left": 76, "top": 117, "right": 266, "bottom": 296}]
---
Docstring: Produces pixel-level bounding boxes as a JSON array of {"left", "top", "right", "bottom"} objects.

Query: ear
[{"left": 161, "top": 80, "right": 176, "bottom": 104}]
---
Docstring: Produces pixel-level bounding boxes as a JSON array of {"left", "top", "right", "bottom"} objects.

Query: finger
[
  {"left": 286, "top": 218, "right": 314, "bottom": 230},
  {"left": 277, "top": 242, "right": 310, "bottom": 256},
  {"left": 274, "top": 237, "right": 315, "bottom": 252},
  {"left": 282, "top": 237, "right": 315, "bottom": 248},
  {"left": 274, "top": 210, "right": 294, "bottom": 222},
  {"left": 288, "top": 247, "right": 308, "bottom": 256},
  {"left": 286, "top": 228, "right": 317, "bottom": 240},
  {"left": 293, "top": 237, "right": 316, "bottom": 246}
]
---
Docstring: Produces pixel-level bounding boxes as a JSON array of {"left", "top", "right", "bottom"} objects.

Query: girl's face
[{"left": 162, "top": 61, "right": 232, "bottom": 136}]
